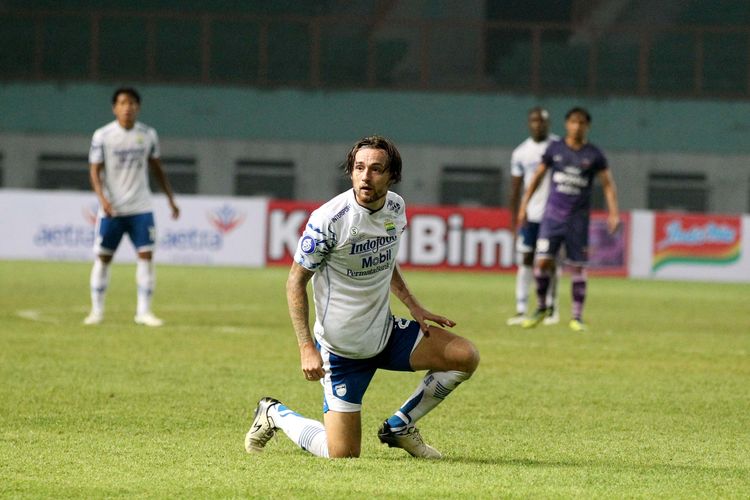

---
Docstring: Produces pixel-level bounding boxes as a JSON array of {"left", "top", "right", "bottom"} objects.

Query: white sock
[
  {"left": 516, "top": 265, "right": 534, "bottom": 314},
  {"left": 386, "top": 370, "right": 471, "bottom": 432},
  {"left": 136, "top": 258, "right": 155, "bottom": 316},
  {"left": 546, "top": 266, "right": 561, "bottom": 312},
  {"left": 89, "top": 259, "right": 110, "bottom": 315},
  {"left": 271, "top": 404, "right": 329, "bottom": 458}
]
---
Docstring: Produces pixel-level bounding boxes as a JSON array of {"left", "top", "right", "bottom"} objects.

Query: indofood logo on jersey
[
  {"left": 652, "top": 214, "right": 741, "bottom": 271},
  {"left": 32, "top": 204, "right": 97, "bottom": 248},
  {"left": 349, "top": 235, "right": 399, "bottom": 255}
]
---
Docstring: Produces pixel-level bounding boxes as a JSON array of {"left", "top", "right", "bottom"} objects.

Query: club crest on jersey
[
  {"left": 334, "top": 384, "right": 347, "bottom": 397},
  {"left": 300, "top": 235, "right": 316, "bottom": 254},
  {"left": 384, "top": 219, "right": 396, "bottom": 235}
]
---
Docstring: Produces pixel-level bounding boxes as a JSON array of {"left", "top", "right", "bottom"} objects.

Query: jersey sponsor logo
[
  {"left": 330, "top": 204, "right": 350, "bottom": 223},
  {"left": 361, "top": 248, "right": 392, "bottom": 268},
  {"left": 349, "top": 235, "right": 398, "bottom": 255},
  {"left": 301, "top": 235, "right": 317, "bottom": 254},
  {"left": 386, "top": 199, "right": 401, "bottom": 213},
  {"left": 207, "top": 204, "right": 246, "bottom": 234}
]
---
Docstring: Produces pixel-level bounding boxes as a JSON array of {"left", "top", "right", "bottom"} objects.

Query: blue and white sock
[
  {"left": 516, "top": 265, "right": 534, "bottom": 314},
  {"left": 270, "top": 404, "right": 329, "bottom": 458},
  {"left": 89, "top": 259, "right": 110, "bottom": 315},
  {"left": 135, "top": 258, "right": 155, "bottom": 316},
  {"left": 386, "top": 370, "right": 471, "bottom": 433}
]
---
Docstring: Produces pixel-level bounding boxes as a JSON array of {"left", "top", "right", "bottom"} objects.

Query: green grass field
[{"left": 1, "top": 261, "right": 749, "bottom": 498}]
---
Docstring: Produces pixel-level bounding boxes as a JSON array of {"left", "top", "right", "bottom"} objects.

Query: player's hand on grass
[{"left": 299, "top": 341, "right": 324, "bottom": 381}]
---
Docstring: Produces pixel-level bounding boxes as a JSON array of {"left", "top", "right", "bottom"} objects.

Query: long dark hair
[{"left": 343, "top": 135, "right": 402, "bottom": 184}]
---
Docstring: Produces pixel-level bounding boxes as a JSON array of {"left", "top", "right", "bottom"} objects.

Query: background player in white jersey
[
  {"left": 84, "top": 87, "right": 179, "bottom": 327},
  {"left": 245, "top": 136, "right": 479, "bottom": 459},
  {"left": 507, "top": 107, "right": 561, "bottom": 326}
]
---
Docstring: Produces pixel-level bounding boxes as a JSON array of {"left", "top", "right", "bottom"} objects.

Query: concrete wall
[{"left": 2, "top": 82, "right": 749, "bottom": 213}]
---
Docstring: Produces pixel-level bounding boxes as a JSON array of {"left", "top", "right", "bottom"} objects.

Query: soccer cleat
[
  {"left": 506, "top": 313, "right": 526, "bottom": 326},
  {"left": 377, "top": 421, "right": 442, "bottom": 459},
  {"left": 543, "top": 307, "right": 560, "bottom": 326},
  {"left": 521, "top": 308, "right": 548, "bottom": 329},
  {"left": 134, "top": 312, "right": 164, "bottom": 327},
  {"left": 569, "top": 318, "right": 587, "bottom": 332},
  {"left": 245, "top": 397, "right": 281, "bottom": 453},
  {"left": 83, "top": 311, "right": 103, "bottom": 325}
]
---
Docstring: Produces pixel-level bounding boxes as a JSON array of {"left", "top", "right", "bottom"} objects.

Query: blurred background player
[
  {"left": 84, "top": 87, "right": 180, "bottom": 327},
  {"left": 507, "top": 107, "right": 560, "bottom": 326},
  {"left": 245, "top": 136, "right": 479, "bottom": 459},
  {"left": 517, "top": 107, "right": 619, "bottom": 332}
]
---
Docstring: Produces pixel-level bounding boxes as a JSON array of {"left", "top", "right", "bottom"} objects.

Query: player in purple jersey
[{"left": 517, "top": 107, "right": 620, "bottom": 331}]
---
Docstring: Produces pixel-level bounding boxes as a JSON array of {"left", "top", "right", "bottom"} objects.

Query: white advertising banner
[
  {"left": 0, "top": 189, "right": 266, "bottom": 267},
  {"left": 629, "top": 210, "right": 750, "bottom": 282}
]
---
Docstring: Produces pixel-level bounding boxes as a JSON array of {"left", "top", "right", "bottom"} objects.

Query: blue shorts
[
  {"left": 536, "top": 215, "right": 589, "bottom": 265},
  {"left": 319, "top": 317, "right": 423, "bottom": 413},
  {"left": 95, "top": 212, "right": 156, "bottom": 255},
  {"left": 516, "top": 221, "right": 540, "bottom": 254}
]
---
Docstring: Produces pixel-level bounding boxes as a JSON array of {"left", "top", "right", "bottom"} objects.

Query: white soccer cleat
[
  {"left": 245, "top": 397, "right": 281, "bottom": 453},
  {"left": 543, "top": 307, "right": 560, "bottom": 325},
  {"left": 83, "top": 311, "right": 103, "bottom": 325},
  {"left": 378, "top": 421, "right": 442, "bottom": 459},
  {"left": 134, "top": 312, "right": 164, "bottom": 327},
  {"left": 506, "top": 313, "right": 526, "bottom": 326}
]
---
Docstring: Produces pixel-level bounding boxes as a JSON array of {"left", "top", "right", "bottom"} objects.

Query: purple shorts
[{"left": 536, "top": 215, "right": 590, "bottom": 265}]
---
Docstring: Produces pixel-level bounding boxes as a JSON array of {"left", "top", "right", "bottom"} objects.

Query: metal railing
[{"left": 2, "top": 8, "right": 749, "bottom": 98}]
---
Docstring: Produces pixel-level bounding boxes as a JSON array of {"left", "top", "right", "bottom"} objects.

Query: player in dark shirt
[{"left": 517, "top": 107, "right": 620, "bottom": 331}]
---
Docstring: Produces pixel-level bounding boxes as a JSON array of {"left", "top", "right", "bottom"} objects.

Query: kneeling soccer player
[{"left": 245, "top": 136, "right": 479, "bottom": 458}]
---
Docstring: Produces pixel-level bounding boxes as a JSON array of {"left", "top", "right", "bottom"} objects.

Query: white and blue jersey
[
  {"left": 510, "top": 134, "right": 558, "bottom": 223},
  {"left": 293, "top": 189, "right": 407, "bottom": 360},
  {"left": 89, "top": 120, "right": 160, "bottom": 216}
]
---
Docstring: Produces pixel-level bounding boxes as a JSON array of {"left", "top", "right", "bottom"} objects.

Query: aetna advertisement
[{"left": 266, "top": 200, "right": 628, "bottom": 273}]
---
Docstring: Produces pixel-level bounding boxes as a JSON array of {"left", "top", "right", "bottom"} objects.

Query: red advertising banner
[
  {"left": 652, "top": 213, "right": 742, "bottom": 272},
  {"left": 267, "top": 200, "right": 629, "bottom": 274}
]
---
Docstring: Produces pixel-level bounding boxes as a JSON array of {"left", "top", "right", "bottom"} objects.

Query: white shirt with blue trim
[
  {"left": 510, "top": 134, "right": 559, "bottom": 222},
  {"left": 89, "top": 120, "right": 160, "bottom": 216},
  {"left": 294, "top": 189, "right": 407, "bottom": 359}
]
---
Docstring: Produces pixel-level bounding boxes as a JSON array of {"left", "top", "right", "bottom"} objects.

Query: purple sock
[
  {"left": 535, "top": 267, "right": 551, "bottom": 310},
  {"left": 571, "top": 270, "right": 587, "bottom": 320}
]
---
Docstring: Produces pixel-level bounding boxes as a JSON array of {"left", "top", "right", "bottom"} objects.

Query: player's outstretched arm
[
  {"left": 286, "top": 262, "right": 324, "bottom": 381},
  {"left": 598, "top": 169, "right": 621, "bottom": 233},
  {"left": 148, "top": 158, "right": 180, "bottom": 219},
  {"left": 390, "top": 264, "right": 456, "bottom": 335},
  {"left": 89, "top": 163, "right": 113, "bottom": 217}
]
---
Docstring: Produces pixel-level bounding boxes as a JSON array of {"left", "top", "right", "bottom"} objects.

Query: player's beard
[{"left": 355, "top": 185, "right": 387, "bottom": 208}]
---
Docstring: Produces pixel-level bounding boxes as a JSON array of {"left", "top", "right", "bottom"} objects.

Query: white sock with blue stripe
[
  {"left": 270, "top": 404, "right": 329, "bottom": 458},
  {"left": 90, "top": 258, "right": 110, "bottom": 315},
  {"left": 136, "top": 258, "right": 155, "bottom": 316},
  {"left": 386, "top": 370, "right": 471, "bottom": 432}
]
